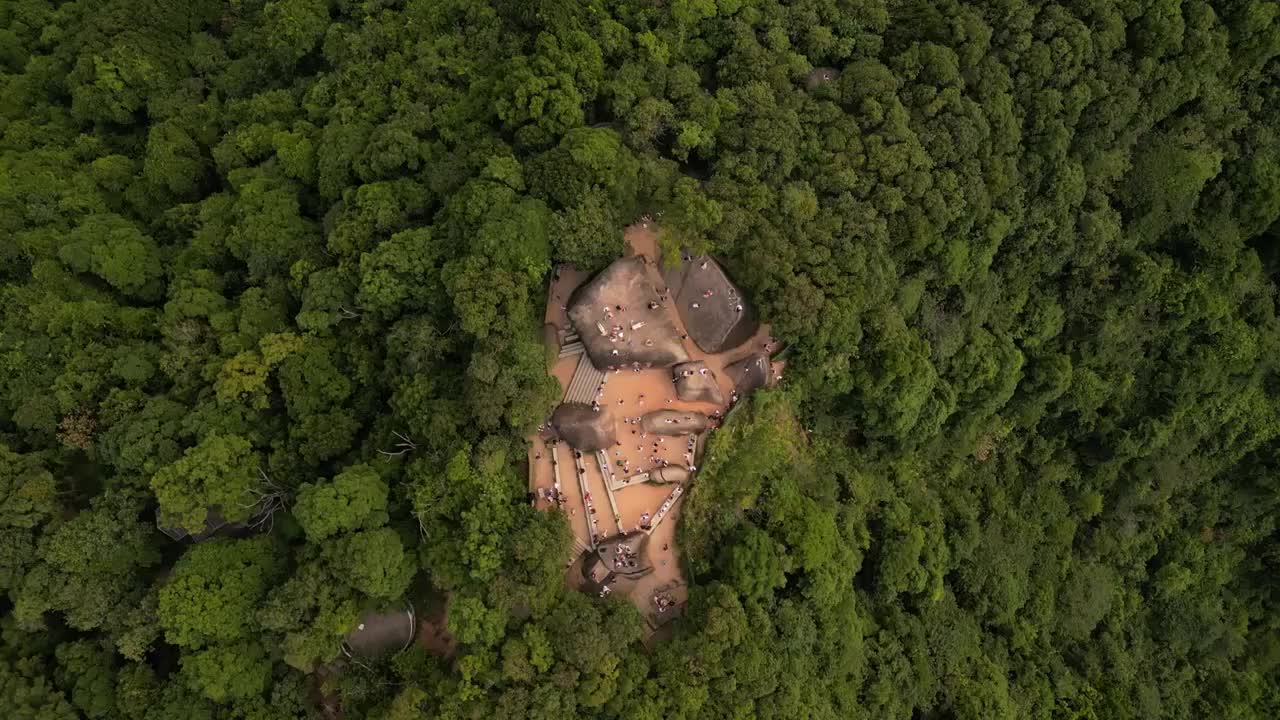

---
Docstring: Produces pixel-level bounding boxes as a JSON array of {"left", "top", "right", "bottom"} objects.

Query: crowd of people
[
  {"left": 534, "top": 440, "right": 569, "bottom": 511},
  {"left": 595, "top": 289, "right": 676, "bottom": 366},
  {"left": 612, "top": 541, "right": 641, "bottom": 571},
  {"left": 537, "top": 486, "right": 565, "bottom": 507},
  {"left": 653, "top": 591, "right": 678, "bottom": 613}
]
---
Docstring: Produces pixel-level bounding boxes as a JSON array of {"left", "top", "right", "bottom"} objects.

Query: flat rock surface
[
  {"left": 641, "top": 410, "right": 709, "bottom": 435},
  {"left": 671, "top": 360, "right": 723, "bottom": 404},
  {"left": 552, "top": 403, "right": 616, "bottom": 451},
  {"left": 568, "top": 256, "right": 688, "bottom": 368},
  {"left": 665, "top": 255, "right": 758, "bottom": 354}
]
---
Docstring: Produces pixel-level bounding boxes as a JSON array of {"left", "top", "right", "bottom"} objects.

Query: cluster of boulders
[{"left": 548, "top": 254, "right": 777, "bottom": 468}]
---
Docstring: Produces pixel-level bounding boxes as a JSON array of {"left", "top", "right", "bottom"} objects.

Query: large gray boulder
[
  {"left": 648, "top": 465, "right": 691, "bottom": 484},
  {"left": 640, "top": 410, "right": 709, "bottom": 435},
  {"left": 725, "top": 352, "right": 773, "bottom": 395},
  {"left": 567, "top": 257, "right": 688, "bottom": 369},
  {"left": 666, "top": 256, "right": 758, "bottom": 353},
  {"left": 671, "top": 361, "right": 723, "bottom": 404},
  {"left": 552, "top": 403, "right": 616, "bottom": 451}
]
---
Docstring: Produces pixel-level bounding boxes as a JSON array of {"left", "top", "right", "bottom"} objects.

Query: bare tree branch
[{"left": 378, "top": 431, "right": 417, "bottom": 458}]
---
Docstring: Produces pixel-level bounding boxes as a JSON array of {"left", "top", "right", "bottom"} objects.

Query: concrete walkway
[
  {"left": 594, "top": 450, "right": 623, "bottom": 523},
  {"left": 574, "top": 447, "right": 618, "bottom": 544},
  {"left": 648, "top": 485, "right": 684, "bottom": 533}
]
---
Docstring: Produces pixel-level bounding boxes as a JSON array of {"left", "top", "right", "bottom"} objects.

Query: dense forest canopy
[{"left": 2, "top": 0, "right": 1279, "bottom": 718}]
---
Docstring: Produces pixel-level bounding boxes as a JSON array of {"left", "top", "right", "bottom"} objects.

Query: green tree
[
  {"left": 293, "top": 463, "right": 390, "bottom": 542},
  {"left": 321, "top": 528, "right": 415, "bottom": 600},
  {"left": 54, "top": 641, "right": 116, "bottom": 719},
  {"left": 114, "top": 663, "right": 214, "bottom": 720},
  {"left": 495, "top": 30, "right": 604, "bottom": 143},
  {"left": 550, "top": 189, "right": 624, "bottom": 271},
  {"left": 143, "top": 120, "right": 207, "bottom": 198},
  {"left": 180, "top": 641, "right": 272, "bottom": 703},
  {"left": 0, "top": 445, "right": 58, "bottom": 596},
  {"left": 0, "top": 657, "right": 78, "bottom": 720},
  {"left": 57, "top": 214, "right": 165, "bottom": 301},
  {"left": 257, "top": 562, "right": 359, "bottom": 672},
  {"left": 357, "top": 228, "right": 445, "bottom": 320},
  {"left": 3, "top": 1, "right": 1280, "bottom": 717},
  {"left": 719, "top": 524, "right": 787, "bottom": 602},
  {"left": 150, "top": 434, "right": 260, "bottom": 532},
  {"left": 158, "top": 536, "right": 282, "bottom": 649},
  {"left": 12, "top": 493, "right": 160, "bottom": 655}
]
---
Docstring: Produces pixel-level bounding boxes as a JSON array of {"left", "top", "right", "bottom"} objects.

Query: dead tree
[
  {"left": 243, "top": 469, "right": 289, "bottom": 532},
  {"left": 378, "top": 431, "right": 417, "bottom": 458}
]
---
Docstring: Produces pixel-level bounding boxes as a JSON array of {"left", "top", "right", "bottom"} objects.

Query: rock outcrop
[
  {"left": 666, "top": 255, "right": 758, "bottom": 353},
  {"left": 581, "top": 531, "right": 652, "bottom": 594},
  {"left": 648, "top": 465, "right": 691, "bottom": 484},
  {"left": 343, "top": 606, "right": 415, "bottom": 659},
  {"left": 725, "top": 352, "right": 773, "bottom": 395},
  {"left": 552, "top": 403, "right": 616, "bottom": 451},
  {"left": 567, "top": 256, "right": 688, "bottom": 369},
  {"left": 671, "top": 360, "right": 724, "bottom": 404},
  {"left": 640, "top": 410, "right": 709, "bottom": 435}
]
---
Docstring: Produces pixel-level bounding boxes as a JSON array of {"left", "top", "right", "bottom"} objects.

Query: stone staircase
[
  {"left": 564, "top": 352, "right": 606, "bottom": 404},
  {"left": 559, "top": 329, "right": 585, "bottom": 358}
]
